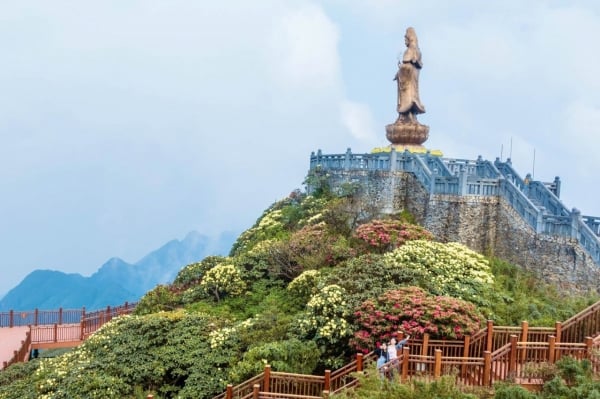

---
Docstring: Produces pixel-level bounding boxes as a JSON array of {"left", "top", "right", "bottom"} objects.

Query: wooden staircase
[{"left": 213, "top": 298, "right": 600, "bottom": 399}]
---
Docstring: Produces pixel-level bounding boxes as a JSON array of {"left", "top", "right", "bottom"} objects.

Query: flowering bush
[
  {"left": 200, "top": 264, "right": 246, "bottom": 302},
  {"left": 173, "top": 256, "right": 228, "bottom": 288},
  {"left": 383, "top": 240, "right": 494, "bottom": 307},
  {"left": 11, "top": 312, "right": 241, "bottom": 399},
  {"left": 296, "top": 284, "right": 353, "bottom": 368},
  {"left": 351, "top": 287, "right": 483, "bottom": 353},
  {"left": 324, "top": 253, "right": 427, "bottom": 309},
  {"left": 353, "top": 219, "right": 433, "bottom": 253},
  {"left": 228, "top": 339, "right": 320, "bottom": 382},
  {"left": 267, "top": 223, "right": 354, "bottom": 281},
  {"left": 287, "top": 270, "right": 322, "bottom": 304}
]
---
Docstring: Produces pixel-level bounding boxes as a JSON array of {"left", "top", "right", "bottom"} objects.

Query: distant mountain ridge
[{"left": 0, "top": 231, "right": 236, "bottom": 311}]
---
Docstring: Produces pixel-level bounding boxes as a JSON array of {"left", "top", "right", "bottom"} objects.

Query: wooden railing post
[
  {"left": 486, "top": 320, "right": 494, "bottom": 352},
  {"left": 9, "top": 310, "right": 14, "bottom": 328},
  {"left": 508, "top": 335, "right": 518, "bottom": 377},
  {"left": 226, "top": 384, "right": 233, "bottom": 399},
  {"left": 253, "top": 384, "right": 260, "bottom": 399},
  {"left": 434, "top": 349, "right": 442, "bottom": 378},
  {"left": 461, "top": 335, "right": 471, "bottom": 378},
  {"left": 106, "top": 306, "right": 111, "bottom": 322},
  {"left": 58, "top": 307, "right": 63, "bottom": 325},
  {"left": 80, "top": 319, "right": 85, "bottom": 341},
  {"left": 356, "top": 353, "right": 363, "bottom": 372},
  {"left": 324, "top": 369, "right": 331, "bottom": 392},
  {"left": 548, "top": 335, "right": 556, "bottom": 363},
  {"left": 555, "top": 321, "right": 562, "bottom": 343},
  {"left": 585, "top": 336, "right": 593, "bottom": 360},
  {"left": 520, "top": 321, "right": 529, "bottom": 362},
  {"left": 401, "top": 346, "right": 409, "bottom": 382},
  {"left": 263, "top": 365, "right": 270, "bottom": 392},
  {"left": 53, "top": 324, "right": 58, "bottom": 343},
  {"left": 422, "top": 333, "right": 430, "bottom": 356},
  {"left": 322, "top": 390, "right": 330, "bottom": 398},
  {"left": 34, "top": 308, "right": 39, "bottom": 326},
  {"left": 483, "top": 351, "right": 491, "bottom": 386}
]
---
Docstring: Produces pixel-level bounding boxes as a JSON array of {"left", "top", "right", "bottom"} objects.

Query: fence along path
[
  {"left": 0, "top": 302, "right": 136, "bottom": 370},
  {"left": 213, "top": 298, "right": 600, "bottom": 399}
]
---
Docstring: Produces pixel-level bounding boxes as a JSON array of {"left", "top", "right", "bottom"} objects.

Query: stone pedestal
[{"left": 385, "top": 120, "right": 429, "bottom": 150}]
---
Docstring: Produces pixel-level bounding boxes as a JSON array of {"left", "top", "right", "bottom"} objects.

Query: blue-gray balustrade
[{"left": 309, "top": 149, "right": 600, "bottom": 264}]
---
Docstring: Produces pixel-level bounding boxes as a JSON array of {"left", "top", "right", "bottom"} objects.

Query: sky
[{"left": 2, "top": 0, "right": 600, "bottom": 297}]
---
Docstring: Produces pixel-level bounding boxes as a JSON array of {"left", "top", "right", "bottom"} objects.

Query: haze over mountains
[{"left": 0, "top": 231, "right": 236, "bottom": 311}]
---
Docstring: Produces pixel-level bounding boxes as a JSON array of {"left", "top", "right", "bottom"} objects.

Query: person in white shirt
[{"left": 387, "top": 334, "right": 410, "bottom": 369}]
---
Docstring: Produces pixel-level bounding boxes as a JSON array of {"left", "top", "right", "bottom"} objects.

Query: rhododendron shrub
[
  {"left": 296, "top": 284, "right": 353, "bottom": 368},
  {"left": 383, "top": 240, "right": 494, "bottom": 307},
  {"left": 324, "top": 253, "right": 427, "bottom": 309},
  {"left": 266, "top": 223, "right": 354, "bottom": 281},
  {"left": 353, "top": 219, "right": 433, "bottom": 253},
  {"left": 351, "top": 287, "right": 483, "bottom": 353}
]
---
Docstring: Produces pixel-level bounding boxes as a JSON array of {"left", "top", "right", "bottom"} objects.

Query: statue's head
[{"left": 405, "top": 27, "right": 418, "bottom": 48}]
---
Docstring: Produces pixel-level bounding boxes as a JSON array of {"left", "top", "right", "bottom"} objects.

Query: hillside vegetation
[{"left": 0, "top": 180, "right": 596, "bottom": 399}]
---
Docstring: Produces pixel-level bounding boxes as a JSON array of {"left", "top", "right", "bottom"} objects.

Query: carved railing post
[
  {"left": 390, "top": 147, "right": 397, "bottom": 171},
  {"left": 263, "top": 365, "right": 270, "bottom": 392},
  {"left": 324, "top": 370, "right": 331, "bottom": 392},
  {"left": 508, "top": 335, "right": 518, "bottom": 377},
  {"left": 486, "top": 320, "right": 494, "bottom": 353},
  {"left": 401, "top": 346, "right": 409, "bottom": 382},
  {"left": 252, "top": 384, "right": 260, "bottom": 399},
  {"left": 462, "top": 335, "right": 470, "bottom": 378},
  {"left": 434, "top": 349, "right": 442, "bottom": 378},
  {"left": 483, "top": 351, "right": 491, "bottom": 386},
  {"left": 520, "top": 321, "right": 529, "bottom": 363},
  {"left": 422, "top": 333, "right": 429, "bottom": 356},
  {"left": 344, "top": 148, "right": 351, "bottom": 171},
  {"left": 555, "top": 321, "right": 562, "bottom": 343},
  {"left": 548, "top": 335, "right": 556, "bottom": 363},
  {"left": 356, "top": 353, "right": 363, "bottom": 372},
  {"left": 585, "top": 337, "right": 593, "bottom": 360},
  {"left": 226, "top": 384, "right": 233, "bottom": 399}
]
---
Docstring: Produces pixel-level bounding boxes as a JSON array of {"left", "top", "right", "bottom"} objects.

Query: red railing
[
  {"left": 1, "top": 330, "right": 31, "bottom": 370},
  {"left": 0, "top": 302, "right": 136, "bottom": 370}
]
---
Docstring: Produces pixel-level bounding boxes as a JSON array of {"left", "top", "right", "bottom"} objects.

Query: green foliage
[
  {"left": 488, "top": 258, "right": 598, "bottom": 326},
  {"left": 352, "top": 287, "right": 483, "bottom": 353},
  {"left": 324, "top": 253, "right": 426, "bottom": 309},
  {"left": 353, "top": 219, "right": 433, "bottom": 254},
  {"left": 135, "top": 285, "right": 180, "bottom": 315},
  {"left": 493, "top": 383, "right": 537, "bottom": 399},
  {"left": 0, "top": 360, "right": 40, "bottom": 399},
  {"left": 266, "top": 223, "right": 354, "bottom": 281},
  {"left": 228, "top": 339, "right": 320, "bottom": 381},
  {"left": 200, "top": 263, "right": 246, "bottom": 302},
  {"left": 287, "top": 269, "right": 321, "bottom": 306},
  {"left": 383, "top": 240, "right": 495, "bottom": 308},
  {"left": 1, "top": 312, "right": 241, "bottom": 399},
  {"left": 303, "top": 166, "right": 332, "bottom": 198},
  {"left": 331, "top": 367, "right": 486, "bottom": 399},
  {"left": 173, "top": 256, "right": 227, "bottom": 288},
  {"left": 295, "top": 284, "right": 353, "bottom": 368}
]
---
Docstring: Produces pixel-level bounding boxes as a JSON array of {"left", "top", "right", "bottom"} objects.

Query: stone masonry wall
[{"left": 324, "top": 169, "right": 600, "bottom": 293}]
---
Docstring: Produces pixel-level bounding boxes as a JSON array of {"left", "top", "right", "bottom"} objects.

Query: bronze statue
[
  {"left": 385, "top": 27, "right": 429, "bottom": 148},
  {"left": 394, "top": 27, "right": 425, "bottom": 123}
]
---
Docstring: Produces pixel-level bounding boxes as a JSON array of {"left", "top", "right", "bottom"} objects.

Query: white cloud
[
  {"left": 268, "top": 3, "right": 342, "bottom": 92},
  {"left": 339, "top": 100, "right": 377, "bottom": 143}
]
